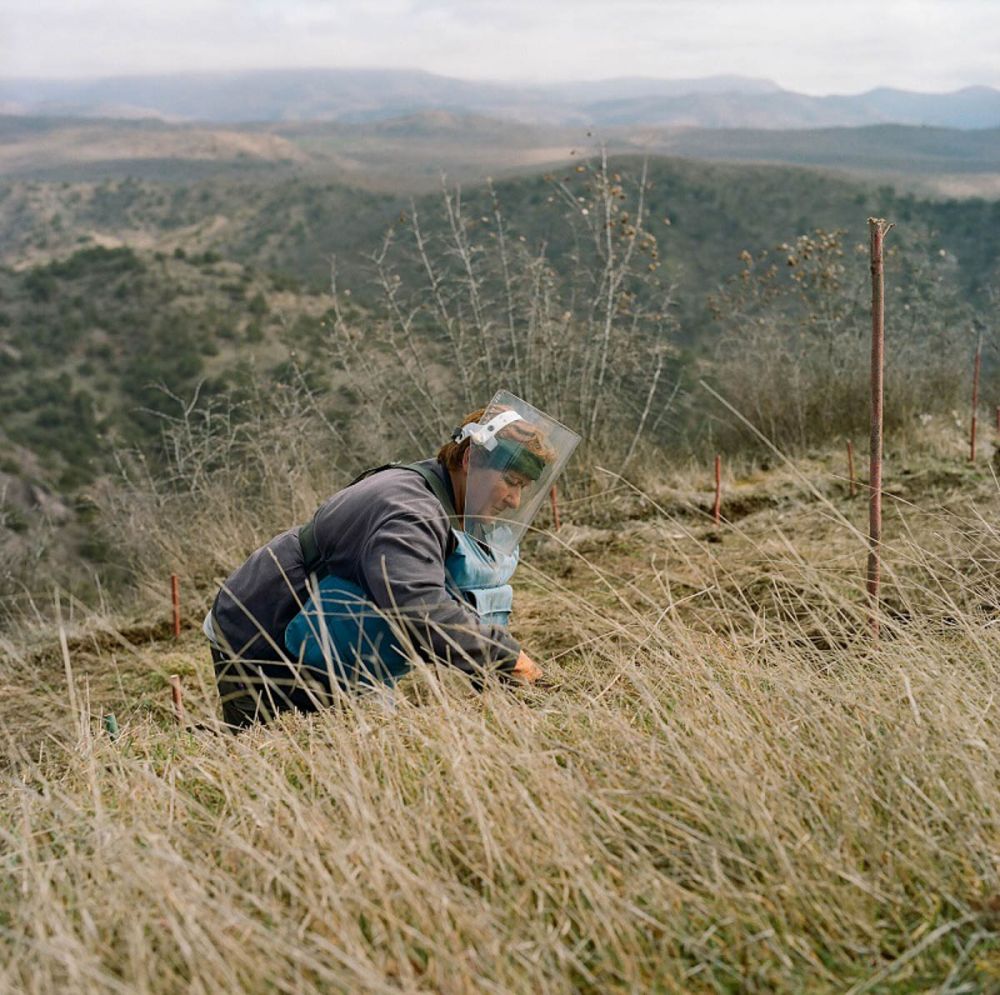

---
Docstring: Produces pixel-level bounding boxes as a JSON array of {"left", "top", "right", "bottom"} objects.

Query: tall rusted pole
[
  {"left": 712, "top": 454, "right": 722, "bottom": 526},
  {"left": 867, "top": 218, "right": 893, "bottom": 642},
  {"left": 171, "top": 573, "right": 181, "bottom": 639},
  {"left": 969, "top": 333, "right": 982, "bottom": 462},
  {"left": 847, "top": 440, "right": 856, "bottom": 498}
]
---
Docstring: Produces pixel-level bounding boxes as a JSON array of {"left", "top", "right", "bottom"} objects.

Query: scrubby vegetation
[{"left": 1, "top": 154, "right": 993, "bottom": 498}]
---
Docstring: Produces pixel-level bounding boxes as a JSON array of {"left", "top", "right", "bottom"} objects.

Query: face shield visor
[{"left": 456, "top": 390, "right": 580, "bottom": 555}]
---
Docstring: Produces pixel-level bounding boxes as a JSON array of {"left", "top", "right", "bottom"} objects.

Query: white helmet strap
[{"left": 456, "top": 410, "right": 524, "bottom": 451}]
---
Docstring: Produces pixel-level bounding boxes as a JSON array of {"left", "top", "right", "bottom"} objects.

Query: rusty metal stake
[
  {"left": 867, "top": 218, "right": 893, "bottom": 643},
  {"left": 847, "top": 440, "right": 856, "bottom": 498},
  {"left": 171, "top": 573, "right": 180, "bottom": 639},
  {"left": 970, "top": 334, "right": 982, "bottom": 462},
  {"left": 712, "top": 454, "right": 722, "bottom": 527},
  {"left": 169, "top": 674, "right": 185, "bottom": 726},
  {"left": 549, "top": 486, "right": 561, "bottom": 531}
]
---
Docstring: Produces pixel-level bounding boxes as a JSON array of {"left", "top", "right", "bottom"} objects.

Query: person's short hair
[{"left": 437, "top": 406, "right": 556, "bottom": 472}]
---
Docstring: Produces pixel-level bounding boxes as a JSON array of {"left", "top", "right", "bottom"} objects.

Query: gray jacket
[{"left": 211, "top": 460, "right": 521, "bottom": 677}]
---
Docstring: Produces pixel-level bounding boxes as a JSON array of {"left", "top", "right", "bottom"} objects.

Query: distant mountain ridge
[{"left": 1, "top": 69, "right": 998, "bottom": 129}]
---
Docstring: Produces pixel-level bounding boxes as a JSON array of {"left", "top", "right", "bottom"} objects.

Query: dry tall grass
[{"left": 2, "top": 424, "right": 998, "bottom": 993}]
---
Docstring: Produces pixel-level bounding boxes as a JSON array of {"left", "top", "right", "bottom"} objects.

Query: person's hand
[{"left": 511, "top": 650, "right": 542, "bottom": 683}]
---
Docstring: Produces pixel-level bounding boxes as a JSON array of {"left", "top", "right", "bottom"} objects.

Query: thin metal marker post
[
  {"left": 169, "top": 674, "right": 185, "bottom": 726},
  {"left": 171, "top": 573, "right": 181, "bottom": 639},
  {"left": 867, "top": 218, "right": 893, "bottom": 642},
  {"left": 712, "top": 454, "right": 722, "bottom": 527},
  {"left": 970, "top": 333, "right": 982, "bottom": 462}
]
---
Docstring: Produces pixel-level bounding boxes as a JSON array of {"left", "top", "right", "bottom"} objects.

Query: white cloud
[{"left": 0, "top": 0, "right": 997, "bottom": 92}]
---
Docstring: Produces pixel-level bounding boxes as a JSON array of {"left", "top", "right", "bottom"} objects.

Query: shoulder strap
[
  {"left": 299, "top": 462, "right": 400, "bottom": 577},
  {"left": 403, "top": 460, "right": 461, "bottom": 533},
  {"left": 349, "top": 462, "right": 400, "bottom": 486},
  {"left": 298, "top": 520, "right": 323, "bottom": 577}
]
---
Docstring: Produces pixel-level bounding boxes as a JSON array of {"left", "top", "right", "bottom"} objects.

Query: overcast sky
[{"left": 2, "top": 0, "right": 998, "bottom": 94}]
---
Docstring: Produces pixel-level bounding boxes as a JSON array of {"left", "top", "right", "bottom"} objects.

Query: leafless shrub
[
  {"left": 705, "top": 228, "right": 971, "bottom": 451},
  {"left": 325, "top": 153, "right": 680, "bottom": 479},
  {"left": 90, "top": 377, "right": 352, "bottom": 603}
]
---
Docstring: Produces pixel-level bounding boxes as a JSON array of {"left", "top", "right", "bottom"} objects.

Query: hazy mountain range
[{"left": 2, "top": 69, "right": 999, "bottom": 130}]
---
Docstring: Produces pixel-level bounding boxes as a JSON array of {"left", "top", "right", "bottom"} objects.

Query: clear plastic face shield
[{"left": 455, "top": 390, "right": 581, "bottom": 555}]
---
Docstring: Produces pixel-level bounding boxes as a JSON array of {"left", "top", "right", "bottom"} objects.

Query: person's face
[
  {"left": 462, "top": 448, "right": 533, "bottom": 523},
  {"left": 481, "top": 468, "right": 532, "bottom": 520}
]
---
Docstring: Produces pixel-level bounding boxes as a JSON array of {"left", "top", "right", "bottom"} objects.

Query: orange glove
[{"left": 511, "top": 650, "right": 542, "bottom": 683}]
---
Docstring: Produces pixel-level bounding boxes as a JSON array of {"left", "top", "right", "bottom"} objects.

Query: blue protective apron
[
  {"left": 445, "top": 529, "right": 518, "bottom": 625},
  {"left": 284, "top": 529, "right": 518, "bottom": 688}
]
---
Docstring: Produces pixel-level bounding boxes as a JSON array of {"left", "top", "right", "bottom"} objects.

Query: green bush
[{"left": 43, "top": 246, "right": 145, "bottom": 280}]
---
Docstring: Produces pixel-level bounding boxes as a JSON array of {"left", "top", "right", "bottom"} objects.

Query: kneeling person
[{"left": 205, "top": 391, "right": 579, "bottom": 726}]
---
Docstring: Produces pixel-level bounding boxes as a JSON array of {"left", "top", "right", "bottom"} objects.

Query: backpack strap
[
  {"left": 349, "top": 462, "right": 402, "bottom": 486},
  {"left": 298, "top": 519, "right": 323, "bottom": 577},
  {"left": 402, "top": 460, "right": 461, "bottom": 533}
]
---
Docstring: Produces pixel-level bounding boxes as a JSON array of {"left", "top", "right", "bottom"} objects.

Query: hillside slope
[{"left": 1, "top": 153, "right": 997, "bottom": 617}]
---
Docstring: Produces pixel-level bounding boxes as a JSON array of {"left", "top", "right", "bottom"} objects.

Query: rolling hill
[
  {"left": 1, "top": 112, "right": 998, "bottom": 200},
  {"left": 1, "top": 153, "right": 997, "bottom": 491}
]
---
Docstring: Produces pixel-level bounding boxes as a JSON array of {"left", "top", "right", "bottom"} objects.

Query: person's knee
[{"left": 212, "top": 648, "right": 268, "bottom": 728}]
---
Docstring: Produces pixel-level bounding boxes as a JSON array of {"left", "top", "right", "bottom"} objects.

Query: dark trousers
[{"left": 210, "top": 647, "right": 338, "bottom": 728}]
